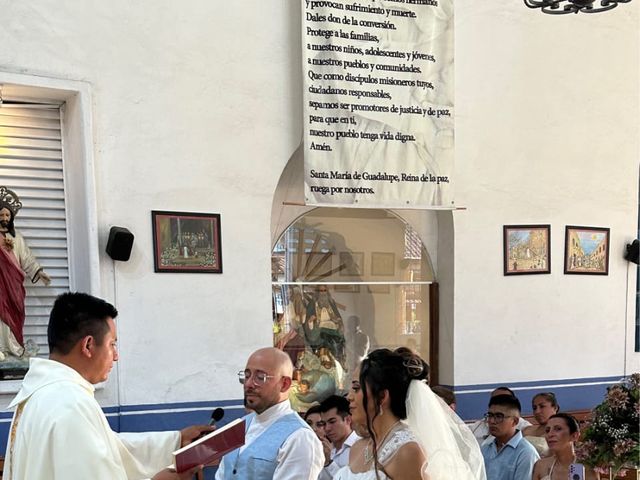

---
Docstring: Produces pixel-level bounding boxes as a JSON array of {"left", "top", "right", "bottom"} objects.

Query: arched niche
[{"left": 270, "top": 145, "right": 455, "bottom": 407}]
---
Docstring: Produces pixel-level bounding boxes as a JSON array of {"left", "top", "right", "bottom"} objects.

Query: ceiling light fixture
[{"left": 524, "top": 0, "right": 632, "bottom": 14}]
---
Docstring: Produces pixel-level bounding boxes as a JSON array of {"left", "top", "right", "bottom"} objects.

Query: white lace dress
[{"left": 334, "top": 425, "right": 420, "bottom": 480}]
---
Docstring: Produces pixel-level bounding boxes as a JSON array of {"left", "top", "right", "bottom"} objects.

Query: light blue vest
[{"left": 221, "top": 411, "right": 309, "bottom": 479}]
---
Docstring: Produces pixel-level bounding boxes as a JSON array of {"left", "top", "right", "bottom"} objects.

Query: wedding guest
[
  {"left": 304, "top": 404, "right": 327, "bottom": 438},
  {"left": 522, "top": 392, "right": 559, "bottom": 457},
  {"left": 470, "top": 387, "right": 531, "bottom": 444},
  {"left": 481, "top": 395, "right": 539, "bottom": 480},
  {"left": 318, "top": 395, "right": 359, "bottom": 479},
  {"left": 432, "top": 385, "right": 456, "bottom": 411},
  {"left": 531, "top": 413, "right": 598, "bottom": 480}
]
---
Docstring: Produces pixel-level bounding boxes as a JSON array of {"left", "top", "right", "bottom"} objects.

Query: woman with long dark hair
[{"left": 334, "top": 348, "right": 486, "bottom": 480}]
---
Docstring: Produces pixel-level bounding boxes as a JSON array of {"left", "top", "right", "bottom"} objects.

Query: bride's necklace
[{"left": 363, "top": 420, "right": 401, "bottom": 464}]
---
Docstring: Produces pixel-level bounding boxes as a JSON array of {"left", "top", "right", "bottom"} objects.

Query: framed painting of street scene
[
  {"left": 564, "top": 225, "right": 609, "bottom": 275},
  {"left": 152, "top": 211, "right": 222, "bottom": 273},
  {"left": 503, "top": 225, "right": 551, "bottom": 275}
]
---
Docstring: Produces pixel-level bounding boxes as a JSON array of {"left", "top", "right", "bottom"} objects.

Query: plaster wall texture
[
  {"left": 452, "top": 2, "right": 640, "bottom": 384},
  {"left": 0, "top": 0, "right": 637, "bottom": 412},
  {"left": 0, "top": 0, "right": 303, "bottom": 405}
]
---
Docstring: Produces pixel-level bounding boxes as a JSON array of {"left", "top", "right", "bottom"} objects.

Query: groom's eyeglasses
[{"left": 237, "top": 370, "right": 276, "bottom": 386}]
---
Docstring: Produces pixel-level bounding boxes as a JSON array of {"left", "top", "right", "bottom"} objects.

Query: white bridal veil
[{"left": 406, "top": 380, "right": 487, "bottom": 480}]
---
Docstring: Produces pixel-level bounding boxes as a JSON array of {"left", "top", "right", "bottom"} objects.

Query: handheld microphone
[{"left": 209, "top": 407, "right": 224, "bottom": 426}]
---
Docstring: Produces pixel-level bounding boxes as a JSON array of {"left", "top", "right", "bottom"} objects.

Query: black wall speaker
[
  {"left": 106, "top": 226, "right": 134, "bottom": 261},
  {"left": 625, "top": 239, "right": 639, "bottom": 265}
]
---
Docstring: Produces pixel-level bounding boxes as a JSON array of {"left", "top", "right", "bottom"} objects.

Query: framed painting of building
[
  {"left": 503, "top": 225, "right": 551, "bottom": 275},
  {"left": 564, "top": 226, "right": 610, "bottom": 275},
  {"left": 152, "top": 211, "right": 223, "bottom": 273}
]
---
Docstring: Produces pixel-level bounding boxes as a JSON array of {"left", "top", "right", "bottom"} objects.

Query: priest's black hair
[{"left": 48, "top": 292, "right": 118, "bottom": 354}]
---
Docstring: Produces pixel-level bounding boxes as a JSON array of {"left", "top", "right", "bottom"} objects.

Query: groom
[{"left": 216, "top": 347, "right": 324, "bottom": 479}]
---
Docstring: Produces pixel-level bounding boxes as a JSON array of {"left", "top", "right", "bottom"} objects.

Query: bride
[{"left": 334, "top": 348, "right": 486, "bottom": 480}]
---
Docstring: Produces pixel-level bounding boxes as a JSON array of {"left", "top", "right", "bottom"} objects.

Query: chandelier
[{"left": 524, "top": 0, "right": 632, "bottom": 14}]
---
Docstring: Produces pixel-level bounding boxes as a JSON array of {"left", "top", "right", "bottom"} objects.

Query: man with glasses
[
  {"left": 480, "top": 395, "right": 539, "bottom": 480},
  {"left": 470, "top": 387, "right": 531, "bottom": 444},
  {"left": 216, "top": 347, "right": 323, "bottom": 479}
]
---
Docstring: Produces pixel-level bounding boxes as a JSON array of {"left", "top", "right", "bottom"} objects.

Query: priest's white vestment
[{"left": 3, "top": 357, "right": 180, "bottom": 480}]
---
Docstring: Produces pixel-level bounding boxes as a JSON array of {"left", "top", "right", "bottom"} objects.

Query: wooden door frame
[{"left": 429, "top": 282, "right": 439, "bottom": 385}]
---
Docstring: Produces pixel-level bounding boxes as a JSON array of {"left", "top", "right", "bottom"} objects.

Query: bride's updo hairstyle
[{"left": 359, "top": 348, "right": 429, "bottom": 478}]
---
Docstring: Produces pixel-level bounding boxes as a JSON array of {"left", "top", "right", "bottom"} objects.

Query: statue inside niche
[
  {"left": 304, "top": 285, "right": 345, "bottom": 367},
  {"left": 0, "top": 187, "right": 50, "bottom": 362}
]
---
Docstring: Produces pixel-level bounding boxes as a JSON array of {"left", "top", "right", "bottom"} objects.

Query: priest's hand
[
  {"left": 180, "top": 425, "right": 215, "bottom": 447},
  {"left": 152, "top": 465, "right": 203, "bottom": 480}
]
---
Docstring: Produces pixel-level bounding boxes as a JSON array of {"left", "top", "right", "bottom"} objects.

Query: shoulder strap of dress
[{"left": 378, "top": 427, "right": 417, "bottom": 465}]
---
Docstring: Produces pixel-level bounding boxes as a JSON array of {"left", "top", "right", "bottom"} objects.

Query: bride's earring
[{"left": 378, "top": 405, "right": 384, "bottom": 417}]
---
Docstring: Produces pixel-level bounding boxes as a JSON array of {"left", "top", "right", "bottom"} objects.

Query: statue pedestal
[{"left": 0, "top": 355, "right": 29, "bottom": 380}]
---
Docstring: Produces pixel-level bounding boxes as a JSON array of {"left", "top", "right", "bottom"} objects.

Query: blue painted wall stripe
[
  {"left": 450, "top": 377, "right": 619, "bottom": 420},
  {"left": 447, "top": 374, "right": 623, "bottom": 393},
  {"left": 0, "top": 375, "right": 622, "bottom": 461}
]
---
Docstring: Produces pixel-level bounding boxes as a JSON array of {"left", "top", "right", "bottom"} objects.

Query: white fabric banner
[{"left": 302, "top": 0, "right": 454, "bottom": 208}]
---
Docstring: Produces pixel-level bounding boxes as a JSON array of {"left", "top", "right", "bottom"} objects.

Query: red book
[{"left": 173, "top": 418, "right": 246, "bottom": 473}]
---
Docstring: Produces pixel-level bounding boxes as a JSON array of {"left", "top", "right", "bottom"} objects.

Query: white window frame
[{"left": 0, "top": 71, "right": 100, "bottom": 393}]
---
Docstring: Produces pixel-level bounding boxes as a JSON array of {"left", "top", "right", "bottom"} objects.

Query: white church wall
[
  {"left": 0, "top": 0, "right": 304, "bottom": 413},
  {"left": 451, "top": 1, "right": 639, "bottom": 416},
  {"left": 0, "top": 0, "right": 636, "bottom": 430}
]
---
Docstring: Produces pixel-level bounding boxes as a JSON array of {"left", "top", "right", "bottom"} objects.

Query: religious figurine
[
  {"left": 304, "top": 286, "right": 346, "bottom": 366},
  {"left": 0, "top": 187, "right": 51, "bottom": 361}
]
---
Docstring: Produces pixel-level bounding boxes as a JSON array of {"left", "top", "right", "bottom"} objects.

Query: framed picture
[
  {"left": 564, "top": 226, "right": 610, "bottom": 275},
  {"left": 503, "top": 225, "right": 551, "bottom": 275},
  {"left": 334, "top": 283, "right": 361, "bottom": 293},
  {"left": 152, "top": 211, "right": 222, "bottom": 273},
  {"left": 371, "top": 252, "right": 395, "bottom": 276},
  {"left": 368, "top": 284, "right": 391, "bottom": 294},
  {"left": 339, "top": 251, "right": 364, "bottom": 277}
]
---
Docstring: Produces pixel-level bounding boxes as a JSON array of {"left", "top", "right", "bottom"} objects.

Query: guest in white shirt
[
  {"left": 318, "top": 395, "right": 360, "bottom": 479},
  {"left": 216, "top": 347, "right": 324, "bottom": 480}
]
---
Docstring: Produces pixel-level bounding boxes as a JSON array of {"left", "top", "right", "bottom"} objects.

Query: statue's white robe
[{"left": 3, "top": 358, "right": 180, "bottom": 480}]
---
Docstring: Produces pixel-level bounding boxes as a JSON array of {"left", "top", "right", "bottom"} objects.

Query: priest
[{"left": 3, "top": 292, "right": 212, "bottom": 480}]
